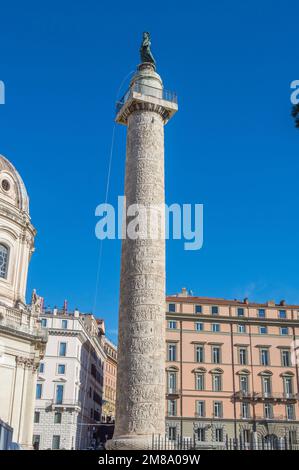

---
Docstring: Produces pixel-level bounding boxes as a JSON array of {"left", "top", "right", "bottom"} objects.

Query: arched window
[{"left": 0, "top": 244, "right": 9, "bottom": 279}]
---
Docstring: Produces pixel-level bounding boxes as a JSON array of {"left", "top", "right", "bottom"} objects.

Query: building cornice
[{"left": 166, "top": 312, "right": 299, "bottom": 327}]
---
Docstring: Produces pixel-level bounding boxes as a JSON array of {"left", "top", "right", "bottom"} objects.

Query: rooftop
[{"left": 167, "top": 288, "right": 299, "bottom": 309}]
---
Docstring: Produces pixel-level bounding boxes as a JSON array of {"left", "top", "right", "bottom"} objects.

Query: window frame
[
  {"left": 211, "top": 306, "right": 219, "bottom": 315},
  {"left": 36, "top": 383, "right": 42, "bottom": 399},
  {"left": 58, "top": 342, "right": 67, "bottom": 357},
  {"left": 0, "top": 243, "right": 9, "bottom": 279},
  {"left": 167, "top": 343, "right": 177, "bottom": 362},
  {"left": 237, "top": 307, "right": 244, "bottom": 317}
]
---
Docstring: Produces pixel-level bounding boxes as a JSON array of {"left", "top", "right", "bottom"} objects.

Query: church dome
[{"left": 0, "top": 154, "right": 29, "bottom": 214}]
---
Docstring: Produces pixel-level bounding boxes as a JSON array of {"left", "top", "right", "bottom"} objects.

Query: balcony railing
[
  {"left": 234, "top": 391, "right": 298, "bottom": 401},
  {"left": 255, "top": 392, "right": 298, "bottom": 401},
  {"left": 234, "top": 391, "right": 254, "bottom": 400},
  {"left": 116, "top": 83, "right": 178, "bottom": 116},
  {"left": 48, "top": 399, "right": 81, "bottom": 410},
  {"left": 166, "top": 388, "right": 180, "bottom": 395},
  {"left": 0, "top": 311, "right": 47, "bottom": 339},
  {"left": 255, "top": 415, "right": 285, "bottom": 421}
]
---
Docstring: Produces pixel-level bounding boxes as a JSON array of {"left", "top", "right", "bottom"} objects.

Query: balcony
[
  {"left": 255, "top": 414, "right": 286, "bottom": 422},
  {"left": 234, "top": 391, "right": 254, "bottom": 400},
  {"left": 240, "top": 414, "right": 251, "bottom": 420},
  {"left": 47, "top": 399, "right": 81, "bottom": 411},
  {"left": 166, "top": 388, "right": 180, "bottom": 397},
  {"left": 234, "top": 391, "right": 298, "bottom": 402},
  {"left": 254, "top": 392, "right": 298, "bottom": 402},
  {"left": 115, "top": 83, "right": 178, "bottom": 125}
]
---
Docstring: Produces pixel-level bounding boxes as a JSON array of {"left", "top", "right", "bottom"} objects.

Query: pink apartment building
[{"left": 165, "top": 289, "right": 299, "bottom": 447}]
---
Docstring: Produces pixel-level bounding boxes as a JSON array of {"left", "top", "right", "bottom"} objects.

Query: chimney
[
  {"left": 74, "top": 309, "right": 80, "bottom": 318},
  {"left": 53, "top": 307, "right": 57, "bottom": 316},
  {"left": 280, "top": 300, "right": 286, "bottom": 306},
  {"left": 267, "top": 300, "right": 275, "bottom": 307},
  {"left": 179, "top": 287, "right": 188, "bottom": 297},
  {"left": 244, "top": 297, "right": 249, "bottom": 305}
]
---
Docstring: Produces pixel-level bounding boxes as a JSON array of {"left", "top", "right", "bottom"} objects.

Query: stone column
[{"left": 106, "top": 63, "right": 177, "bottom": 450}]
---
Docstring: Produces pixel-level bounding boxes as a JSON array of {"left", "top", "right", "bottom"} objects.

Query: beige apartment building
[
  {"left": 165, "top": 289, "right": 299, "bottom": 447},
  {"left": 102, "top": 338, "right": 117, "bottom": 423}
]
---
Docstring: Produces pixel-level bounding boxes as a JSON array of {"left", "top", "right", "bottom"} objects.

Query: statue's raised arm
[{"left": 140, "top": 32, "right": 156, "bottom": 65}]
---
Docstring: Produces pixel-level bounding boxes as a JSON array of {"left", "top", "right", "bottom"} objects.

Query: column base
[{"left": 105, "top": 435, "right": 153, "bottom": 451}]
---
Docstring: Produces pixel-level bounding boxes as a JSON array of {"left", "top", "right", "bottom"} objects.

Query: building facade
[
  {"left": 0, "top": 154, "right": 46, "bottom": 449},
  {"left": 165, "top": 289, "right": 299, "bottom": 447},
  {"left": 33, "top": 309, "right": 106, "bottom": 450},
  {"left": 102, "top": 337, "right": 117, "bottom": 423}
]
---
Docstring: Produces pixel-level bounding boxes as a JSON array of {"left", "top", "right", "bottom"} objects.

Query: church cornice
[{"left": 0, "top": 204, "right": 35, "bottom": 236}]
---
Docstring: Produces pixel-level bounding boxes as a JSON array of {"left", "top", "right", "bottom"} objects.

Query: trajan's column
[{"left": 106, "top": 33, "right": 177, "bottom": 450}]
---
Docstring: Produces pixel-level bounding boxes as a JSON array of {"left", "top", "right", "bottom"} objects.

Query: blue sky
[{"left": 1, "top": 1, "right": 299, "bottom": 342}]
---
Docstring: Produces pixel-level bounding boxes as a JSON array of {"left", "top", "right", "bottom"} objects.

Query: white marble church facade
[{"left": 0, "top": 154, "right": 46, "bottom": 449}]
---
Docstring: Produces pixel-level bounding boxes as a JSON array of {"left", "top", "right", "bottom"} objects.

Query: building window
[
  {"left": 167, "top": 400, "right": 177, "bottom": 417},
  {"left": 34, "top": 411, "right": 40, "bottom": 423},
  {"left": 258, "top": 309, "right": 266, "bottom": 318},
  {"left": 238, "top": 324, "right": 246, "bottom": 333},
  {"left": 264, "top": 403, "right": 273, "bottom": 419},
  {"left": 240, "top": 375, "right": 249, "bottom": 394},
  {"left": 167, "top": 371, "right": 177, "bottom": 393},
  {"left": 52, "top": 435, "right": 60, "bottom": 450},
  {"left": 39, "top": 363, "right": 45, "bottom": 373},
  {"left": 289, "top": 430, "right": 297, "bottom": 444},
  {"left": 195, "top": 322, "right": 203, "bottom": 331},
  {"left": 59, "top": 342, "right": 67, "bottom": 357},
  {"left": 211, "top": 306, "right": 219, "bottom": 315},
  {"left": 168, "top": 426, "right": 177, "bottom": 441},
  {"left": 167, "top": 344, "right": 177, "bottom": 361},
  {"left": 241, "top": 402, "right": 250, "bottom": 419},
  {"left": 57, "top": 364, "right": 66, "bottom": 375},
  {"left": 61, "top": 319, "right": 68, "bottom": 329},
  {"left": 168, "top": 321, "right": 177, "bottom": 329},
  {"left": 41, "top": 318, "right": 47, "bottom": 328},
  {"left": 243, "top": 429, "right": 251, "bottom": 443},
  {"left": 196, "top": 428, "right": 205, "bottom": 442},
  {"left": 196, "top": 401, "right": 205, "bottom": 417},
  {"left": 284, "top": 376, "right": 293, "bottom": 396},
  {"left": 239, "top": 348, "right": 247, "bottom": 365},
  {"left": 212, "top": 323, "right": 220, "bottom": 333},
  {"left": 259, "top": 326, "right": 267, "bottom": 334},
  {"left": 237, "top": 308, "right": 244, "bottom": 317},
  {"left": 212, "top": 346, "right": 221, "bottom": 364},
  {"left": 32, "top": 435, "right": 40, "bottom": 450},
  {"left": 262, "top": 376, "right": 272, "bottom": 396},
  {"left": 195, "top": 345, "right": 204, "bottom": 363},
  {"left": 213, "top": 401, "right": 223, "bottom": 418},
  {"left": 212, "top": 374, "right": 222, "bottom": 392},
  {"left": 280, "top": 327, "right": 288, "bottom": 336},
  {"left": 36, "top": 383, "right": 42, "bottom": 399},
  {"left": 195, "top": 305, "right": 202, "bottom": 314},
  {"left": 281, "top": 350, "right": 291, "bottom": 367},
  {"left": 2, "top": 179, "right": 10, "bottom": 192},
  {"left": 54, "top": 412, "right": 62, "bottom": 424},
  {"left": 279, "top": 310, "right": 287, "bottom": 319},
  {"left": 55, "top": 385, "right": 64, "bottom": 404},
  {"left": 168, "top": 303, "right": 176, "bottom": 313},
  {"left": 215, "top": 428, "right": 224, "bottom": 442},
  {"left": 0, "top": 243, "right": 9, "bottom": 279},
  {"left": 195, "top": 373, "right": 205, "bottom": 391},
  {"left": 260, "top": 349, "right": 269, "bottom": 366}
]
